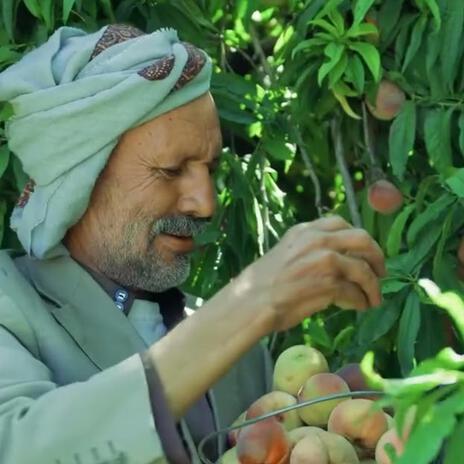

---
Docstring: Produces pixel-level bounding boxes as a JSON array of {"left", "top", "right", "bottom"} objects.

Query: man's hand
[
  {"left": 147, "top": 216, "right": 385, "bottom": 419},
  {"left": 238, "top": 216, "right": 386, "bottom": 332}
]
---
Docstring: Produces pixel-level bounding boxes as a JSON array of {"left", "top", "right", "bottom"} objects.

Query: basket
[{"left": 198, "top": 390, "right": 385, "bottom": 464}]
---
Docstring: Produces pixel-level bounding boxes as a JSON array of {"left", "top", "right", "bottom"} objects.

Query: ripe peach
[
  {"left": 368, "top": 180, "right": 403, "bottom": 215},
  {"left": 220, "top": 446, "right": 240, "bottom": 464},
  {"left": 246, "top": 391, "right": 302, "bottom": 431},
  {"left": 297, "top": 373, "right": 351, "bottom": 426},
  {"left": 375, "top": 428, "right": 404, "bottom": 464},
  {"left": 237, "top": 417, "right": 290, "bottom": 464},
  {"left": 228, "top": 412, "right": 246, "bottom": 447},
  {"left": 327, "top": 399, "right": 388, "bottom": 449},
  {"left": 287, "top": 426, "right": 325, "bottom": 447},
  {"left": 273, "top": 345, "right": 329, "bottom": 396},
  {"left": 290, "top": 433, "right": 329, "bottom": 464},
  {"left": 366, "top": 80, "right": 405, "bottom": 121}
]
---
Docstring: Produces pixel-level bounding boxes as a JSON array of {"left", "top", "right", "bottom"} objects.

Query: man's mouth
[{"left": 159, "top": 233, "right": 195, "bottom": 253}]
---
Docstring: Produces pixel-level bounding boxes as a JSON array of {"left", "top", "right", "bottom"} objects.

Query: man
[{"left": 0, "top": 25, "right": 385, "bottom": 464}]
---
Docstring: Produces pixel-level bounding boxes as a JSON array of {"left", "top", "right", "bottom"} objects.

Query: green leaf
[
  {"left": 418, "top": 279, "right": 464, "bottom": 341},
  {"left": 444, "top": 416, "right": 464, "bottom": 464},
  {"left": 388, "top": 101, "right": 416, "bottom": 180},
  {"left": 0, "top": 145, "right": 10, "bottom": 179},
  {"left": 402, "top": 14, "right": 428, "bottom": 72},
  {"left": 424, "top": 0, "right": 441, "bottom": 32},
  {"left": 440, "top": 2, "right": 464, "bottom": 92},
  {"left": 23, "top": 0, "right": 41, "bottom": 18},
  {"left": 1, "top": 0, "right": 17, "bottom": 40},
  {"left": 315, "top": 0, "right": 344, "bottom": 22},
  {"left": 358, "top": 293, "right": 405, "bottom": 344},
  {"left": 378, "top": 0, "right": 405, "bottom": 45},
  {"left": 446, "top": 168, "right": 464, "bottom": 198},
  {"left": 291, "top": 38, "right": 324, "bottom": 58},
  {"left": 432, "top": 206, "right": 455, "bottom": 284},
  {"left": 345, "top": 54, "right": 365, "bottom": 94},
  {"left": 318, "top": 42, "right": 345, "bottom": 86},
  {"left": 328, "top": 52, "right": 348, "bottom": 88},
  {"left": 382, "top": 279, "right": 410, "bottom": 294},
  {"left": 352, "top": 0, "right": 376, "bottom": 26},
  {"left": 459, "top": 112, "right": 464, "bottom": 157},
  {"left": 424, "top": 108, "right": 454, "bottom": 175},
  {"left": 346, "top": 23, "right": 378, "bottom": 39},
  {"left": 348, "top": 42, "right": 380, "bottom": 81},
  {"left": 327, "top": 8, "right": 345, "bottom": 36},
  {"left": 396, "top": 388, "right": 464, "bottom": 464},
  {"left": 397, "top": 291, "right": 421, "bottom": 376},
  {"left": 407, "top": 194, "right": 455, "bottom": 245},
  {"left": 263, "top": 135, "right": 295, "bottom": 162},
  {"left": 386, "top": 204, "right": 415, "bottom": 257},
  {"left": 310, "top": 18, "right": 340, "bottom": 37},
  {"left": 41, "top": 0, "right": 54, "bottom": 31},
  {"left": 62, "top": 0, "right": 76, "bottom": 23}
]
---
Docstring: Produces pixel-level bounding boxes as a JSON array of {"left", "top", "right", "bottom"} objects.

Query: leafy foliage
[{"left": 1, "top": 1, "right": 464, "bottom": 461}]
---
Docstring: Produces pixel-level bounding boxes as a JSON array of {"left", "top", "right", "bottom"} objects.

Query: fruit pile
[{"left": 219, "top": 345, "right": 413, "bottom": 464}]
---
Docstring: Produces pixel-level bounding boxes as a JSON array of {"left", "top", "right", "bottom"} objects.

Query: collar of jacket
[{"left": 15, "top": 253, "right": 184, "bottom": 370}]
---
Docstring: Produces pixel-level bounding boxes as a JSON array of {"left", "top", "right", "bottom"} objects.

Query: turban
[{"left": 0, "top": 24, "right": 212, "bottom": 258}]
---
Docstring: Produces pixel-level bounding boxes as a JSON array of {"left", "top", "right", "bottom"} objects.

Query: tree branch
[
  {"left": 294, "top": 127, "right": 323, "bottom": 216},
  {"left": 362, "top": 102, "right": 378, "bottom": 167},
  {"left": 330, "top": 117, "right": 362, "bottom": 228}
]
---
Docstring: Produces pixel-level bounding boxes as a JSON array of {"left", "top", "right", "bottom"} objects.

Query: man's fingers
[
  {"left": 307, "top": 215, "right": 353, "bottom": 232},
  {"left": 331, "top": 229, "right": 386, "bottom": 277},
  {"left": 336, "top": 253, "right": 382, "bottom": 308},
  {"left": 333, "top": 281, "right": 369, "bottom": 311}
]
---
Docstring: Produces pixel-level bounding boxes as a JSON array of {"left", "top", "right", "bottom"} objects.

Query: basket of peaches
[{"left": 198, "top": 345, "right": 415, "bottom": 464}]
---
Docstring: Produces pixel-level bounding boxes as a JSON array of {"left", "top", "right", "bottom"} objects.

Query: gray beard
[{"left": 98, "top": 215, "right": 208, "bottom": 293}]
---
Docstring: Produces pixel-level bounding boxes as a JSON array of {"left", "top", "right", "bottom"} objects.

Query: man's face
[{"left": 70, "top": 93, "right": 222, "bottom": 292}]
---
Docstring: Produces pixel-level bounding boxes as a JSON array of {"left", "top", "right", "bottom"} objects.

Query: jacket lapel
[{"left": 17, "top": 254, "right": 147, "bottom": 371}]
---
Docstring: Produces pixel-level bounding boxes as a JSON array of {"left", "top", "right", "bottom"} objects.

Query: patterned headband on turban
[{"left": 0, "top": 24, "right": 212, "bottom": 258}]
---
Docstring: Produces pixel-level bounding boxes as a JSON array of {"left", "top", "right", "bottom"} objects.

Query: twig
[
  {"left": 249, "top": 24, "right": 273, "bottom": 84},
  {"left": 362, "top": 102, "right": 378, "bottom": 167},
  {"left": 294, "top": 127, "right": 323, "bottom": 216},
  {"left": 330, "top": 117, "right": 362, "bottom": 228}
]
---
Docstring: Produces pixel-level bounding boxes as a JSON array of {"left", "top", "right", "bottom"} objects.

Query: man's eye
[{"left": 159, "top": 167, "right": 182, "bottom": 178}]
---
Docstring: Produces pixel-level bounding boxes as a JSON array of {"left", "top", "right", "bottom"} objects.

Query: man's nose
[{"left": 177, "top": 167, "right": 216, "bottom": 218}]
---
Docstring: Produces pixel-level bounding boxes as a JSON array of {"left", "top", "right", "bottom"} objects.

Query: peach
[
  {"left": 368, "top": 180, "right": 403, "bottom": 215},
  {"left": 297, "top": 373, "right": 351, "bottom": 426},
  {"left": 246, "top": 391, "right": 302, "bottom": 431},
  {"left": 290, "top": 433, "right": 329, "bottom": 464},
  {"left": 366, "top": 80, "right": 405, "bottom": 121},
  {"left": 288, "top": 427, "right": 359, "bottom": 463},
  {"left": 228, "top": 412, "right": 246, "bottom": 447},
  {"left": 287, "top": 426, "right": 325, "bottom": 447},
  {"left": 327, "top": 399, "right": 388, "bottom": 449},
  {"left": 375, "top": 428, "right": 404, "bottom": 464},
  {"left": 335, "top": 363, "right": 373, "bottom": 391},
  {"left": 220, "top": 446, "right": 240, "bottom": 464},
  {"left": 273, "top": 345, "right": 329, "bottom": 396},
  {"left": 237, "top": 417, "right": 290, "bottom": 464}
]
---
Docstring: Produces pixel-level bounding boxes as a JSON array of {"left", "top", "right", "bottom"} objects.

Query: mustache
[{"left": 151, "top": 215, "right": 210, "bottom": 238}]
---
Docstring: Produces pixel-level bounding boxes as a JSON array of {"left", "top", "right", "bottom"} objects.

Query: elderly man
[{"left": 0, "top": 25, "right": 385, "bottom": 464}]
